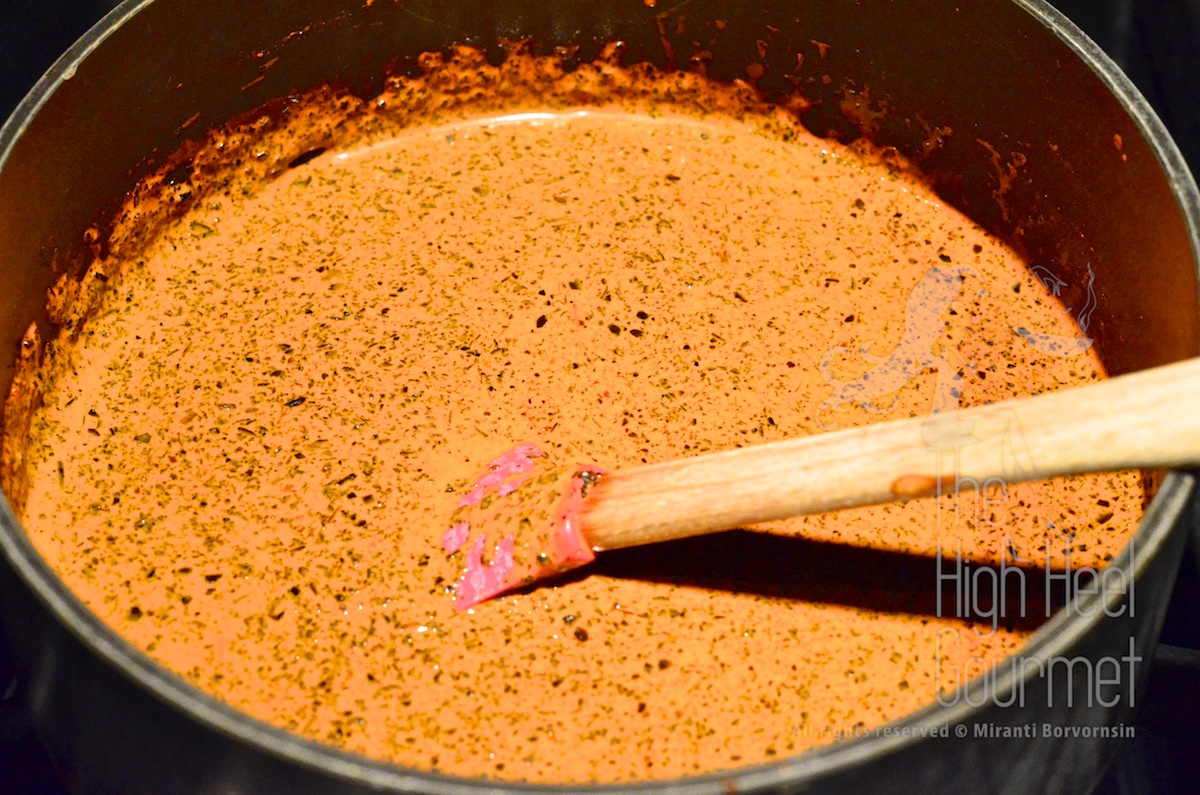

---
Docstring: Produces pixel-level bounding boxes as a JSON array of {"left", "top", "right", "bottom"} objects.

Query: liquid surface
[{"left": 14, "top": 100, "right": 1140, "bottom": 782}]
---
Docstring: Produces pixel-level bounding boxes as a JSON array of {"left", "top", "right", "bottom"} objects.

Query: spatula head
[{"left": 441, "top": 443, "right": 604, "bottom": 610}]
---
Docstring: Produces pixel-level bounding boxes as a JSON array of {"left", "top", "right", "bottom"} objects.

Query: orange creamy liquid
[{"left": 16, "top": 103, "right": 1140, "bottom": 782}]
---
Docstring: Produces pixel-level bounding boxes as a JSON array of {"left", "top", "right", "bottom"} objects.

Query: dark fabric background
[
  {"left": 0, "top": 2, "right": 1198, "bottom": 794},
  {"left": 2, "top": 0, "right": 1196, "bottom": 172}
]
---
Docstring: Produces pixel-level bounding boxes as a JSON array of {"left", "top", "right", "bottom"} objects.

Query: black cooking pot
[{"left": 1, "top": 1, "right": 1198, "bottom": 793}]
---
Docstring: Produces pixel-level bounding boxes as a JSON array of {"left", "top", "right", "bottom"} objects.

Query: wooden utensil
[{"left": 444, "top": 356, "right": 1200, "bottom": 609}]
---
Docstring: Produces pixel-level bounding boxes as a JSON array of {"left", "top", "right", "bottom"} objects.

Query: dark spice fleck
[
  {"left": 536, "top": 315, "right": 547, "bottom": 328},
  {"left": 574, "top": 627, "right": 589, "bottom": 641},
  {"left": 285, "top": 396, "right": 307, "bottom": 407},
  {"left": 288, "top": 147, "right": 327, "bottom": 169}
]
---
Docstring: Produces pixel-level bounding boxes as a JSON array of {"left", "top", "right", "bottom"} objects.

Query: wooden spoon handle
[{"left": 582, "top": 356, "right": 1200, "bottom": 551}]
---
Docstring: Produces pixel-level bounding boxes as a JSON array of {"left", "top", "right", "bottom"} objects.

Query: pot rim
[{"left": 1, "top": 1, "right": 1198, "bottom": 793}]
